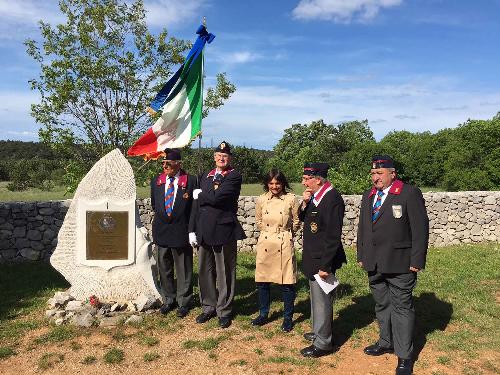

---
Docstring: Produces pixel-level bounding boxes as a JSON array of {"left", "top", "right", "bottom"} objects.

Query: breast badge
[
  {"left": 392, "top": 205, "right": 402, "bottom": 219},
  {"left": 183, "top": 192, "right": 189, "bottom": 199},
  {"left": 310, "top": 222, "right": 318, "bottom": 233}
]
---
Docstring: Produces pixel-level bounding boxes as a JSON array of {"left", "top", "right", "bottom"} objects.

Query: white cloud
[
  {"left": 144, "top": 0, "right": 207, "bottom": 28},
  {"left": 0, "top": 1, "right": 62, "bottom": 41},
  {"left": 202, "top": 78, "right": 500, "bottom": 148},
  {"left": 292, "top": 0, "right": 402, "bottom": 23}
]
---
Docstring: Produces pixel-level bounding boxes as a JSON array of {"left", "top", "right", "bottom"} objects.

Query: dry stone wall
[{"left": 1, "top": 191, "right": 499, "bottom": 262}]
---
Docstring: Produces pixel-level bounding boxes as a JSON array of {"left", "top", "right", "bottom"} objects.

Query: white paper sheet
[{"left": 313, "top": 273, "right": 340, "bottom": 294}]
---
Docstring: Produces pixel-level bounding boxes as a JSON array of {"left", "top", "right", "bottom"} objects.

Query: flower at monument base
[{"left": 88, "top": 295, "right": 100, "bottom": 308}]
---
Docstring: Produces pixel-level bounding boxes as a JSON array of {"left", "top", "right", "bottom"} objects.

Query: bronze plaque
[{"left": 86, "top": 211, "right": 128, "bottom": 260}]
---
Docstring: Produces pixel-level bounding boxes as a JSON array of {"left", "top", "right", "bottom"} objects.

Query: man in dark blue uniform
[
  {"left": 190, "top": 141, "right": 245, "bottom": 328},
  {"left": 299, "top": 162, "right": 346, "bottom": 358},
  {"left": 357, "top": 155, "right": 429, "bottom": 375},
  {"left": 150, "top": 149, "right": 197, "bottom": 318}
]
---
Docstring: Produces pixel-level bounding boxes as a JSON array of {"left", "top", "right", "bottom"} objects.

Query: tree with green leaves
[
  {"left": 25, "top": 0, "right": 235, "bottom": 191},
  {"left": 267, "top": 119, "right": 375, "bottom": 182}
]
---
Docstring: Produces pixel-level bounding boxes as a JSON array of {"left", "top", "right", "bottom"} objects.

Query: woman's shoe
[
  {"left": 251, "top": 315, "right": 267, "bottom": 326},
  {"left": 281, "top": 318, "right": 293, "bottom": 332}
]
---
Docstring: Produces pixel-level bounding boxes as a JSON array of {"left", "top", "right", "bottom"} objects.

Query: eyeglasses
[{"left": 302, "top": 176, "right": 314, "bottom": 181}]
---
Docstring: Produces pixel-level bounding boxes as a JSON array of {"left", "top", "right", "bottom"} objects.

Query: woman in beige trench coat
[{"left": 251, "top": 169, "right": 300, "bottom": 332}]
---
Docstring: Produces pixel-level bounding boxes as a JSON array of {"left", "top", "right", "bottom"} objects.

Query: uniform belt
[{"left": 262, "top": 227, "right": 289, "bottom": 234}]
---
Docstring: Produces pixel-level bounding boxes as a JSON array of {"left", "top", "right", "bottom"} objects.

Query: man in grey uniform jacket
[{"left": 357, "top": 155, "right": 429, "bottom": 375}]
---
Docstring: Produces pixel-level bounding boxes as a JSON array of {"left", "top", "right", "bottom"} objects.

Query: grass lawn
[
  {"left": 0, "top": 182, "right": 306, "bottom": 201},
  {"left": 0, "top": 244, "right": 498, "bottom": 374},
  {"left": 0, "top": 180, "right": 444, "bottom": 202}
]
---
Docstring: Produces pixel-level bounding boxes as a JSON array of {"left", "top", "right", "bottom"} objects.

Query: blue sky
[{"left": 0, "top": 0, "right": 499, "bottom": 150}]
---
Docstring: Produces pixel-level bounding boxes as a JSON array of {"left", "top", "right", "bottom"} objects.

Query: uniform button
[
  {"left": 280, "top": 212, "right": 282, "bottom": 214},
  {"left": 278, "top": 250, "right": 280, "bottom": 253},
  {"left": 265, "top": 236, "right": 267, "bottom": 239},
  {"left": 265, "top": 249, "right": 267, "bottom": 252},
  {"left": 267, "top": 224, "right": 269, "bottom": 226}
]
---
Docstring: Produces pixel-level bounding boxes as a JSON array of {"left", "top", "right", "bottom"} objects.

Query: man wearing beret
[
  {"left": 190, "top": 141, "right": 245, "bottom": 328},
  {"left": 357, "top": 155, "right": 429, "bottom": 375},
  {"left": 150, "top": 149, "right": 197, "bottom": 318},
  {"left": 299, "top": 162, "right": 347, "bottom": 358}
]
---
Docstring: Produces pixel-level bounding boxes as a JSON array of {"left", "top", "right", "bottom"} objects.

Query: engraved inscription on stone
[{"left": 86, "top": 211, "right": 128, "bottom": 260}]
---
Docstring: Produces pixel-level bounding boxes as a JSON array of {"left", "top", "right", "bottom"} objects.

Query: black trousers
[
  {"left": 157, "top": 245, "right": 193, "bottom": 308},
  {"left": 368, "top": 271, "right": 417, "bottom": 359}
]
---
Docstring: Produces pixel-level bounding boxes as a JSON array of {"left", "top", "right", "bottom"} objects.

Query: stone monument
[{"left": 50, "top": 149, "right": 160, "bottom": 301}]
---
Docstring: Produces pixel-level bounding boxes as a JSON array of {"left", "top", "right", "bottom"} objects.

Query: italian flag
[{"left": 127, "top": 25, "right": 215, "bottom": 160}]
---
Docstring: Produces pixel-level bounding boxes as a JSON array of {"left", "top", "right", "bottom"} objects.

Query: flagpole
[{"left": 198, "top": 16, "right": 207, "bottom": 178}]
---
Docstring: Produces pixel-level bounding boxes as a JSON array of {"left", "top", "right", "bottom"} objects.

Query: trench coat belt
[{"left": 261, "top": 227, "right": 290, "bottom": 234}]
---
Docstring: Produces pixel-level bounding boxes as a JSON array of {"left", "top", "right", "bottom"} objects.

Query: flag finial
[{"left": 202, "top": 16, "right": 207, "bottom": 27}]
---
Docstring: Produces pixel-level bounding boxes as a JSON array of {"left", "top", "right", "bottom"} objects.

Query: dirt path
[{"left": 1, "top": 311, "right": 497, "bottom": 375}]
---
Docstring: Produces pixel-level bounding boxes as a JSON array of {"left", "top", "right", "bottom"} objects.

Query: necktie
[
  {"left": 372, "top": 190, "right": 384, "bottom": 222},
  {"left": 164, "top": 177, "right": 175, "bottom": 216}
]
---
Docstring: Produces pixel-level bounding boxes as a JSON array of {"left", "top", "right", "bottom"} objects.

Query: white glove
[
  {"left": 193, "top": 189, "right": 202, "bottom": 200},
  {"left": 189, "top": 232, "right": 198, "bottom": 247}
]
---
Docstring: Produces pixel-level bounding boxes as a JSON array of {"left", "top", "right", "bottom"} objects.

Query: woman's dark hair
[{"left": 262, "top": 169, "right": 291, "bottom": 193}]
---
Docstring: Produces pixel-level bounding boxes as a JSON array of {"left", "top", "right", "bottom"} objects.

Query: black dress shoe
[
  {"left": 159, "top": 303, "right": 177, "bottom": 315},
  {"left": 195, "top": 311, "right": 216, "bottom": 324},
  {"left": 176, "top": 306, "right": 189, "bottom": 318},
  {"left": 251, "top": 315, "right": 267, "bottom": 326},
  {"left": 396, "top": 358, "right": 414, "bottom": 375},
  {"left": 363, "top": 343, "right": 394, "bottom": 356},
  {"left": 218, "top": 316, "right": 232, "bottom": 329},
  {"left": 303, "top": 332, "right": 315, "bottom": 342},
  {"left": 281, "top": 318, "right": 293, "bottom": 332},
  {"left": 300, "top": 344, "right": 333, "bottom": 358}
]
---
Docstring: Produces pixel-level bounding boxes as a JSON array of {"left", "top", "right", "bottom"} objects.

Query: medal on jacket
[
  {"left": 310, "top": 222, "right": 318, "bottom": 233},
  {"left": 392, "top": 205, "right": 402, "bottom": 218},
  {"left": 183, "top": 192, "right": 189, "bottom": 199}
]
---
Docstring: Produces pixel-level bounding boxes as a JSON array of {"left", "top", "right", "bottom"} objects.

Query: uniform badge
[
  {"left": 183, "top": 192, "right": 189, "bottom": 199},
  {"left": 310, "top": 222, "right": 318, "bottom": 233},
  {"left": 392, "top": 205, "right": 402, "bottom": 219},
  {"left": 214, "top": 184, "right": 219, "bottom": 190}
]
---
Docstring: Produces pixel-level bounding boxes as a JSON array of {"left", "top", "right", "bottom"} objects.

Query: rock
[
  {"left": 125, "top": 315, "right": 143, "bottom": 325},
  {"left": 65, "top": 300, "right": 83, "bottom": 312},
  {"left": 26, "top": 230, "right": 42, "bottom": 241},
  {"left": 126, "top": 301, "right": 137, "bottom": 312},
  {"left": 12, "top": 227, "right": 26, "bottom": 238},
  {"left": 71, "top": 311, "right": 94, "bottom": 328},
  {"left": 39, "top": 208, "right": 55, "bottom": 215},
  {"left": 54, "top": 318, "right": 64, "bottom": 326},
  {"left": 20, "top": 248, "right": 40, "bottom": 261},
  {"left": 49, "top": 149, "right": 160, "bottom": 301},
  {"left": 134, "top": 294, "right": 158, "bottom": 312},
  {"left": 51, "top": 291, "right": 75, "bottom": 307},
  {"left": 99, "top": 315, "right": 123, "bottom": 327},
  {"left": 110, "top": 303, "right": 123, "bottom": 312},
  {"left": 54, "top": 310, "right": 66, "bottom": 319},
  {"left": 45, "top": 309, "right": 58, "bottom": 318}
]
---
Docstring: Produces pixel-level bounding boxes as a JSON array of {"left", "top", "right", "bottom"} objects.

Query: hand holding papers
[{"left": 314, "top": 273, "right": 340, "bottom": 294}]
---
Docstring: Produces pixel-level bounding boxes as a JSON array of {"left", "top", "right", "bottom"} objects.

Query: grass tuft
[
  {"left": 103, "top": 348, "right": 125, "bottom": 364},
  {"left": 0, "top": 346, "right": 16, "bottom": 359},
  {"left": 81, "top": 355, "right": 97, "bottom": 365},
  {"left": 182, "top": 334, "right": 230, "bottom": 351},
  {"left": 143, "top": 351, "right": 160, "bottom": 362},
  {"left": 34, "top": 325, "right": 76, "bottom": 345},
  {"left": 138, "top": 333, "right": 160, "bottom": 347},
  {"left": 38, "top": 352, "right": 64, "bottom": 370}
]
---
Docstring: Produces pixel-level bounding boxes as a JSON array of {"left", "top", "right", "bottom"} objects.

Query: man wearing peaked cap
[
  {"left": 299, "top": 162, "right": 347, "bottom": 358},
  {"left": 189, "top": 141, "right": 245, "bottom": 329},
  {"left": 357, "top": 155, "right": 429, "bottom": 375},
  {"left": 150, "top": 148, "right": 197, "bottom": 318}
]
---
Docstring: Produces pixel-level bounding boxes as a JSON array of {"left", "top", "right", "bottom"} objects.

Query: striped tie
[
  {"left": 372, "top": 190, "right": 384, "bottom": 222},
  {"left": 164, "top": 177, "right": 175, "bottom": 216}
]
